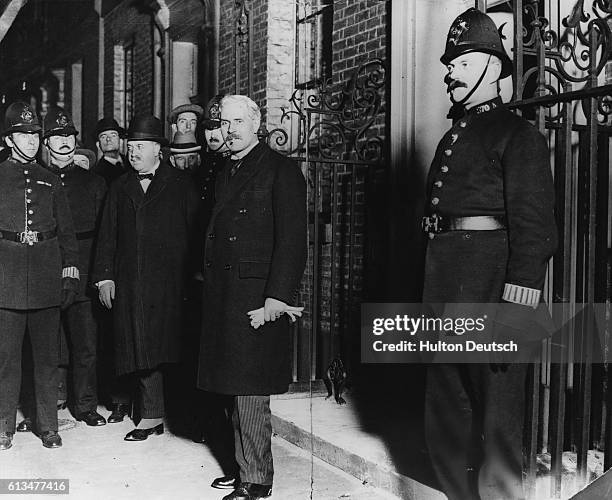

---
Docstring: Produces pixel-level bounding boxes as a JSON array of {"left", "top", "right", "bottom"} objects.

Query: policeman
[
  {"left": 42, "top": 107, "right": 108, "bottom": 427},
  {"left": 93, "top": 117, "right": 127, "bottom": 185},
  {"left": 199, "top": 95, "right": 230, "bottom": 225},
  {"left": 422, "top": 9, "right": 557, "bottom": 500},
  {"left": 0, "top": 102, "right": 79, "bottom": 450}
]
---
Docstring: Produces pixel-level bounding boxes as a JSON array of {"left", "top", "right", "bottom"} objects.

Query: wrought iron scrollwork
[{"left": 266, "top": 58, "right": 386, "bottom": 162}]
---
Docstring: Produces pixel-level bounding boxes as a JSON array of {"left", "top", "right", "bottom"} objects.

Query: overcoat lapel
[
  {"left": 141, "top": 162, "right": 171, "bottom": 207},
  {"left": 210, "top": 143, "right": 268, "bottom": 220}
]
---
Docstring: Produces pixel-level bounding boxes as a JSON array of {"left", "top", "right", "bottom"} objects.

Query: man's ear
[
  {"left": 488, "top": 56, "right": 502, "bottom": 83},
  {"left": 169, "top": 155, "right": 176, "bottom": 167},
  {"left": 4, "top": 135, "right": 14, "bottom": 149}
]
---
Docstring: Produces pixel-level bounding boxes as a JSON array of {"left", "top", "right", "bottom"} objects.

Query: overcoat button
[
  {"left": 224, "top": 264, "right": 232, "bottom": 270},
  {"left": 441, "top": 166, "right": 449, "bottom": 173},
  {"left": 434, "top": 181, "right": 443, "bottom": 188},
  {"left": 431, "top": 197, "right": 439, "bottom": 205},
  {"left": 229, "top": 236, "right": 237, "bottom": 242}
]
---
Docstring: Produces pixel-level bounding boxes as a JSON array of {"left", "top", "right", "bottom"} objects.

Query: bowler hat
[
  {"left": 202, "top": 95, "right": 224, "bottom": 130},
  {"left": 43, "top": 106, "right": 78, "bottom": 138},
  {"left": 3, "top": 102, "right": 42, "bottom": 135},
  {"left": 95, "top": 117, "right": 125, "bottom": 139},
  {"left": 167, "top": 103, "right": 204, "bottom": 125},
  {"left": 170, "top": 131, "right": 201, "bottom": 154},
  {"left": 126, "top": 114, "right": 169, "bottom": 146},
  {"left": 441, "top": 8, "right": 512, "bottom": 78}
]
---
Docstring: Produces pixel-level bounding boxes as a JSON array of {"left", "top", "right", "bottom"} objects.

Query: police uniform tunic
[
  {"left": 0, "top": 157, "right": 79, "bottom": 435},
  {"left": 423, "top": 98, "right": 557, "bottom": 500},
  {"left": 48, "top": 161, "right": 107, "bottom": 415}
]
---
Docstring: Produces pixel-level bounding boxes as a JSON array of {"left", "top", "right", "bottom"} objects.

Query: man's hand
[
  {"left": 98, "top": 281, "right": 115, "bottom": 309},
  {"left": 264, "top": 297, "right": 288, "bottom": 322},
  {"left": 248, "top": 304, "right": 304, "bottom": 329}
]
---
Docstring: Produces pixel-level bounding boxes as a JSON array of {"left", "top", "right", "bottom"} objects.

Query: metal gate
[
  {"left": 265, "top": 59, "right": 387, "bottom": 388},
  {"left": 487, "top": 0, "right": 612, "bottom": 497}
]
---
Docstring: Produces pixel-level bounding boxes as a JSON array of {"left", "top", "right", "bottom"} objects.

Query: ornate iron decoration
[
  {"left": 515, "top": 0, "right": 612, "bottom": 123},
  {"left": 266, "top": 58, "right": 386, "bottom": 163},
  {"left": 234, "top": 0, "right": 253, "bottom": 96}
]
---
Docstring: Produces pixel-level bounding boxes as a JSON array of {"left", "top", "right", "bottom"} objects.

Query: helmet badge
[
  {"left": 21, "top": 108, "right": 34, "bottom": 123},
  {"left": 57, "top": 113, "right": 68, "bottom": 127},
  {"left": 448, "top": 18, "right": 469, "bottom": 46}
]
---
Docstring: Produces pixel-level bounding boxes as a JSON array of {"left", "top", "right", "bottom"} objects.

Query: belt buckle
[
  {"left": 422, "top": 214, "right": 442, "bottom": 235},
  {"left": 19, "top": 230, "right": 39, "bottom": 245}
]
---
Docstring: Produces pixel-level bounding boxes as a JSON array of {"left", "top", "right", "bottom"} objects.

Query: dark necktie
[
  {"left": 229, "top": 159, "right": 243, "bottom": 178},
  {"left": 138, "top": 173, "right": 154, "bottom": 181}
]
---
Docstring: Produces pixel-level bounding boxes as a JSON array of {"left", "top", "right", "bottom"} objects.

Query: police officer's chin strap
[
  {"left": 448, "top": 54, "right": 492, "bottom": 120},
  {"left": 11, "top": 139, "right": 38, "bottom": 162},
  {"left": 47, "top": 141, "right": 76, "bottom": 158}
]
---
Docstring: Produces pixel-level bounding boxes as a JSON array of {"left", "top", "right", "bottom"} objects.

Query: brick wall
[{"left": 218, "top": 0, "right": 269, "bottom": 118}]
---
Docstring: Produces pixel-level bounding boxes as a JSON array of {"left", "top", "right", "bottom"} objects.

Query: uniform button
[
  {"left": 434, "top": 181, "right": 443, "bottom": 188},
  {"left": 27, "top": 220, "right": 32, "bottom": 224},
  {"left": 26, "top": 199, "right": 31, "bottom": 204},
  {"left": 459, "top": 121, "right": 467, "bottom": 128},
  {"left": 431, "top": 198, "right": 439, "bottom": 206},
  {"left": 444, "top": 149, "right": 452, "bottom": 156},
  {"left": 239, "top": 208, "right": 247, "bottom": 215},
  {"left": 228, "top": 236, "right": 237, "bottom": 242},
  {"left": 28, "top": 210, "right": 33, "bottom": 215},
  {"left": 441, "top": 166, "right": 449, "bottom": 173},
  {"left": 201, "top": 196, "right": 206, "bottom": 200},
  {"left": 27, "top": 188, "right": 32, "bottom": 193},
  {"left": 60, "top": 173, "right": 65, "bottom": 178},
  {"left": 224, "top": 264, "right": 232, "bottom": 271},
  {"left": 208, "top": 233, "right": 216, "bottom": 239},
  {"left": 26, "top": 179, "right": 30, "bottom": 183},
  {"left": 23, "top": 170, "right": 28, "bottom": 175},
  {"left": 428, "top": 233, "right": 435, "bottom": 240},
  {"left": 203, "top": 186, "right": 208, "bottom": 191}
]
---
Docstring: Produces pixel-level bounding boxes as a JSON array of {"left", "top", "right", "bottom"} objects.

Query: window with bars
[
  {"left": 295, "top": 0, "right": 333, "bottom": 89},
  {"left": 124, "top": 43, "right": 134, "bottom": 127}
]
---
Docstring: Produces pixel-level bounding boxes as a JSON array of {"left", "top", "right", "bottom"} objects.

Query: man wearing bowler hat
[
  {"left": 0, "top": 102, "right": 79, "bottom": 450},
  {"left": 169, "top": 130, "right": 201, "bottom": 171},
  {"left": 93, "top": 117, "right": 127, "bottom": 185},
  {"left": 93, "top": 114, "right": 200, "bottom": 441},
  {"left": 422, "top": 8, "right": 557, "bottom": 499}
]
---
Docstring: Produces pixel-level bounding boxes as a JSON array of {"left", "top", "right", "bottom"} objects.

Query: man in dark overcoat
[
  {"left": 43, "top": 107, "right": 108, "bottom": 426},
  {"left": 198, "top": 95, "right": 307, "bottom": 500},
  {"left": 92, "top": 114, "right": 200, "bottom": 441},
  {"left": 93, "top": 117, "right": 128, "bottom": 185},
  {"left": 0, "top": 102, "right": 79, "bottom": 451},
  {"left": 422, "top": 9, "right": 558, "bottom": 500}
]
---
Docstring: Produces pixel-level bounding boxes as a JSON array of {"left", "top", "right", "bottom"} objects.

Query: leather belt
[
  {"left": 0, "top": 228, "right": 57, "bottom": 244},
  {"left": 422, "top": 214, "right": 505, "bottom": 235},
  {"left": 76, "top": 230, "right": 96, "bottom": 241}
]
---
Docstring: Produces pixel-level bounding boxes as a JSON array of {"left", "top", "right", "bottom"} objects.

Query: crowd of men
[
  {"left": 0, "top": 94, "right": 307, "bottom": 500},
  {"left": 0, "top": 7, "right": 561, "bottom": 500}
]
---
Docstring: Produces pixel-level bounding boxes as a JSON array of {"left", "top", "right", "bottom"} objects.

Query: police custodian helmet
[
  {"left": 441, "top": 8, "right": 512, "bottom": 78},
  {"left": 43, "top": 107, "right": 78, "bottom": 138},
  {"left": 3, "top": 102, "right": 42, "bottom": 136}
]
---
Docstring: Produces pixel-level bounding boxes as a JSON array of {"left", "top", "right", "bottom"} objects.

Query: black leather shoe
[
  {"left": 76, "top": 410, "right": 107, "bottom": 426},
  {"left": 107, "top": 404, "right": 130, "bottom": 423},
  {"left": 0, "top": 432, "right": 13, "bottom": 450},
  {"left": 16, "top": 418, "right": 32, "bottom": 432},
  {"left": 41, "top": 431, "right": 62, "bottom": 448},
  {"left": 211, "top": 475, "right": 238, "bottom": 489},
  {"left": 222, "top": 482, "right": 272, "bottom": 500},
  {"left": 124, "top": 423, "right": 164, "bottom": 441}
]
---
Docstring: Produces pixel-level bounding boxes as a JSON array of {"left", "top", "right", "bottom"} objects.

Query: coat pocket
[{"left": 239, "top": 260, "right": 270, "bottom": 279}]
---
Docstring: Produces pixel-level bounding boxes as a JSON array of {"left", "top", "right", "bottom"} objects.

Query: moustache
[
  {"left": 445, "top": 77, "right": 467, "bottom": 93},
  {"left": 208, "top": 137, "right": 221, "bottom": 143},
  {"left": 227, "top": 133, "right": 241, "bottom": 141}
]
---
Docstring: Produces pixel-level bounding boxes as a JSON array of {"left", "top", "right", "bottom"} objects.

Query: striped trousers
[{"left": 232, "top": 395, "right": 273, "bottom": 485}]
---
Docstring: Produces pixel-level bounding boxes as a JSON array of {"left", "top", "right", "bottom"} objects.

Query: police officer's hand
[
  {"left": 264, "top": 297, "right": 288, "bottom": 322},
  {"left": 98, "top": 281, "right": 115, "bottom": 309}
]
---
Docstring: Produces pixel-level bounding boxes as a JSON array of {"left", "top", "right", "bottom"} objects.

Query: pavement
[{"left": 0, "top": 405, "right": 400, "bottom": 500}]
